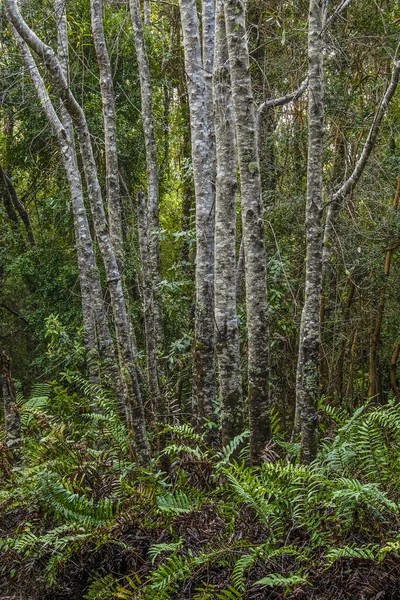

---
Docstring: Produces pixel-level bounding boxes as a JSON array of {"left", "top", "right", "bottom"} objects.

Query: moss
[{"left": 248, "top": 161, "right": 259, "bottom": 174}]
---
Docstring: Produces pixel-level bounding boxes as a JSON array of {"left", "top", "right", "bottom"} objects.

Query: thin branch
[
  {"left": 0, "top": 166, "right": 35, "bottom": 246},
  {"left": 322, "top": 0, "right": 355, "bottom": 33},
  {"left": 0, "top": 303, "right": 30, "bottom": 325},
  {"left": 257, "top": 78, "right": 308, "bottom": 149},
  {"left": 258, "top": 77, "right": 308, "bottom": 114},
  {"left": 333, "top": 56, "right": 400, "bottom": 202}
]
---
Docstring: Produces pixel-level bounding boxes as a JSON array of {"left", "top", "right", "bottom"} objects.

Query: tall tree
[
  {"left": 129, "top": 0, "right": 164, "bottom": 357},
  {"left": 213, "top": 0, "right": 243, "bottom": 446},
  {"left": 224, "top": 0, "right": 270, "bottom": 463},
  {"left": 4, "top": 0, "right": 151, "bottom": 466},
  {"left": 54, "top": 0, "right": 119, "bottom": 382},
  {"left": 179, "top": 0, "right": 216, "bottom": 429},
  {"left": 295, "top": 0, "right": 324, "bottom": 463},
  {"left": 90, "top": 0, "right": 123, "bottom": 268},
  {"left": 12, "top": 22, "right": 114, "bottom": 387}
]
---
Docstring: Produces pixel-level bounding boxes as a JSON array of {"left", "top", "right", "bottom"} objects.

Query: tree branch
[
  {"left": 333, "top": 56, "right": 400, "bottom": 203},
  {"left": 0, "top": 303, "right": 30, "bottom": 325}
]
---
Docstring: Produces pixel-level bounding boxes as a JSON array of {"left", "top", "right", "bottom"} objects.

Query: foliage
[{"left": 2, "top": 383, "right": 400, "bottom": 598}]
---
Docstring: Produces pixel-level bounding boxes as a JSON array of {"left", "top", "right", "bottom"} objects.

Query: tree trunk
[
  {"left": 390, "top": 342, "right": 400, "bottom": 401},
  {"left": 179, "top": 0, "right": 216, "bottom": 429},
  {"left": 5, "top": 0, "right": 150, "bottom": 467},
  {"left": 0, "top": 167, "right": 35, "bottom": 246},
  {"left": 129, "top": 0, "right": 164, "bottom": 354},
  {"left": 224, "top": 0, "right": 270, "bottom": 464},
  {"left": 90, "top": 0, "right": 123, "bottom": 269},
  {"left": 295, "top": 0, "right": 324, "bottom": 464},
  {"left": 1, "top": 352, "right": 21, "bottom": 465},
  {"left": 213, "top": 0, "right": 243, "bottom": 446},
  {"left": 367, "top": 177, "right": 400, "bottom": 398},
  {"left": 202, "top": 0, "right": 216, "bottom": 189},
  {"left": 55, "top": 0, "right": 125, "bottom": 392},
  {"left": 144, "top": 0, "right": 151, "bottom": 28}
]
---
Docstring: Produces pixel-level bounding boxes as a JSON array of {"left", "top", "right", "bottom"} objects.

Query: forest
[{"left": 1, "top": 0, "right": 400, "bottom": 597}]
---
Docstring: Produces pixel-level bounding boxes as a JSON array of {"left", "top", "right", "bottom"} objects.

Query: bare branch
[{"left": 258, "top": 77, "right": 308, "bottom": 114}]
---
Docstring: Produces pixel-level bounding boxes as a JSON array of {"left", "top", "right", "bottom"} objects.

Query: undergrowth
[{"left": 2, "top": 378, "right": 400, "bottom": 599}]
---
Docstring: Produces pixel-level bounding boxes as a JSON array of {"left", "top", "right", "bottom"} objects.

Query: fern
[
  {"left": 40, "top": 474, "right": 116, "bottom": 525},
  {"left": 326, "top": 545, "right": 377, "bottom": 565},
  {"left": 148, "top": 539, "right": 184, "bottom": 564},
  {"left": 254, "top": 573, "right": 308, "bottom": 589}
]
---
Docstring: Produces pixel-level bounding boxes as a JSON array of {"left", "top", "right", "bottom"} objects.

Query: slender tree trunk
[
  {"left": 390, "top": 342, "right": 400, "bottom": 401},
  {"left": 0, "top": 167, "right": 35, "bottom": 246},
  {"left": 1, "top": 352, "right": 21, "bottom": 465},
  {"left": 129, "top": 0, "right": 164, "bottom": 353},
  {"left": 14, "top": 21, "right": 118, "bottom": 395},
  {"left": 236, "top": 237, "right": 245, "bottom": 304},
  {"left": 202, "top": 0, "right": 216, "bottom": 188},
  {"left": 213, "top": 0, "right": 243, "bottom": 446},
  {"left": 90, "top": 0, "right": 123, "bottom": 269},
  {"left": 367, "top": 177, "right": 400, "bottom": 398},
  {"left": 295, "top": 0, "right": 324, "bottom": 464},
  {"left": 144, "top": 0, "right": 151, "bottom": 28},
  {"left": 54, "top": 0, "right": 124, "bottom": 391},
  {"left": 336, "top": 278, "right": 355, "bottom": 396},
  {"left": 5, "top": 0, "right": 150, "bottom": 466},
  {"left": 224, "top": 0, "right": 270, "bottom": 463},
  {"left": 179, "top": 0, "right": 216, "bottom": 428},
  {"left": 137, "top": 191, "right": 168, "bottom": 466}
]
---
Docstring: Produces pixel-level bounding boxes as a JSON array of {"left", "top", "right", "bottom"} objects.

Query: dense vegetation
[{"left": 1, "top": 0, "right": 400, "bottom": 597}]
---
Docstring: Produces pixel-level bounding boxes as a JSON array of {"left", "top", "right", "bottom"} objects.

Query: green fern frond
[
  {"left": 326, "top": 545, "right": 377, "bottom": 565},
  {"left": 254, "top": 573, "right": 308, "bottom": 589},
  {"left": 40, "top": 474, "right": 116, "bottom": 525}
]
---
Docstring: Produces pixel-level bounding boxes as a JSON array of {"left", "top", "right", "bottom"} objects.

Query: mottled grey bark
[
  {"left": 202, "top": 0, "right": 216, "bottom": 187},
  {"left": 224, "top": 0, "right": 270, "bottom": 464},
  {"left": 14, "top": 21, "right": 119, "bottom": 397},
  {"left": 213, "top": 0, "right": 243, "bottom": 446},
  {"left": 179, "top": 0, "right": 216, "bottom": 427},
  {"left": 129, "top": 0, "right": 164, "bottom": 354},
  {"left": 295, "top": 0, "right": 324, "bottom": 464},
  {"left": 144, "top": 0, "right": 151, "bottom": 28},
  {"left": 236, "top": 237, "right": 245, "bottom": 304},
  {"left": 1, "top": 352, "right": 21, "bottom": 465},
  {"left": 137, "top": 191, "right": 168, "bottom": 465},
  {"left": 90, "top": 0, "right": 123, "bottom": 269},
  {"left": 53, "top": 0, "right": 123, "bottom": 394},
  {"left": 5, "top": 0, "right": 150, "bottom": 467}
]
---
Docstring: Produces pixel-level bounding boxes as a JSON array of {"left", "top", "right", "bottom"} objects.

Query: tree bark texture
[
  {"left": 213, "top": 0, "right": 243, "bottom": 447},
  {"left": 137, "top": 190, "right": 167, "bottom": 465},
  {"left": 129, "top": 0, "right": 164, "bottom": 354},
  {"left": 202, "top": 0, "right": 216, "bottom": 191},
  {"left": 53, "top": 0, "right": 124, "bottom": 393},
  {"left": 5, "top": 0, "right": 150, "bottom": 467},
  {"left": 390, "top": 342, "right": 400, "bottom": 401},
  {"left": 179, "top": 0, "right": 216, "bottom": 427},
  {"left": 144, "top": 0, "right": 151, "bottom": 28},
  {"left": 90, "top": 0, "right": 124, "bottom": 269},
  {"left": 295, "top": 0, "right": 324, "bottom": 464},
  {"left": 224, "top": 0, "right": 270, "bottom": 464}
]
